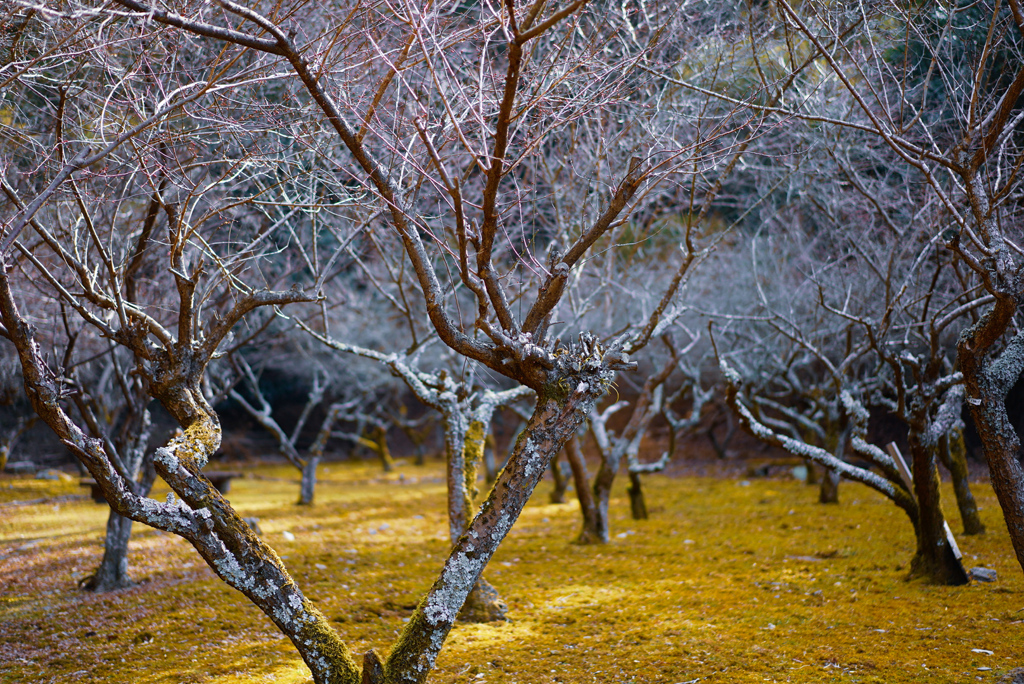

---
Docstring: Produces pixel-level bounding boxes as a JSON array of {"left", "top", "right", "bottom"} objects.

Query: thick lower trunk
[
  {"left": 564, "top": 436, "right": 601, "bottom": 544},
  {"left": 940, "top": 433, "right": 985, "bottom": 535},
  {"left": 385, "top": 384, "right": 604, "bottom": 683},
  {"left": 627, "top": 471, "right": 647, "bottom": 520},
  {"left": 549, "top": 452, "right": 569, "bottom": 504},
  {"left": 965, "top": 389, "right": 1024, "bottom": 569},
  {"left": 298, "top": 455, "right": 320, "bottom": 506},
  {"left": 959, "top": 305, "right": 1024, "bottom": 575},
  {"left": 819, "top": 468, "right": 840, "bottom": 504},
  {"left": 82, "top": 509, "right": 134, "bottom": 592},
  {"left": 908, "top": 438, "right": 968, "bottom": 585}
]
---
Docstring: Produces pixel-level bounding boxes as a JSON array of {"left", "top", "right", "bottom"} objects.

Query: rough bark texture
[
  {"left": 960, "top": 325, "right": 1024, "bottom": 574},
  {"left": 457, "top": 576, "right": 507, "bottom": 623},
  {"left": 441, "top": 412, "right": 470, "bottom": 544},
  {"left": 0, "top": 267, "right": 360, "bottom": 684},
  {"left": 384, "top": 365, "right": 611, "bottom": 683}
]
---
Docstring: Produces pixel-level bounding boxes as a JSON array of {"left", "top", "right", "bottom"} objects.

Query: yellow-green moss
[
  {"left": 300, "top": 600, "right": 360, "bottom": 684},
  {"left": 2, "top": 460, "right": 1021, "bottom": 683}
]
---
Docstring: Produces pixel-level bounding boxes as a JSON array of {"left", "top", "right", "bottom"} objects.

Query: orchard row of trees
[{"left": 2, "top": 1, "right": 1022, "bottom": 682}]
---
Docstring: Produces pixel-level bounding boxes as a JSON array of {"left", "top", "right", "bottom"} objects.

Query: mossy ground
[{"left": 1, "top": 458, "right": 1021, "bottom": 683}]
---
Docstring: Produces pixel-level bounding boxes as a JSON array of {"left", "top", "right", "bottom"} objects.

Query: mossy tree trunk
[
  {"left": 372, "top": 425, "right": 394, "bottom": 473},
  {"left": 384, "top": 380, "right": 606, "bottom": 683},
  {"left": 1, "top": 269, "right": 359, "bottom": 684},
  {"left": 74, "top": 375, "right": 154, "bottom": 593},
  {"left": 482, "top": 430, "right": 498, "bottom": 482}
]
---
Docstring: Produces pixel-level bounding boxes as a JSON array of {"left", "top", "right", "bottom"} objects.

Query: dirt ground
[{"left": 1, "top": 456, "right": 1022, "bottom": 684}]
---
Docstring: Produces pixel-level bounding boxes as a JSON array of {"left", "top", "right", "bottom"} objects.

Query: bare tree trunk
[
  {"left": 373, "top": 426, "right": 393, "bottom": 473},
  {"left": 444, "top": 414, "right": 505, "bottom": 623},
  {"left": 960, "top": 321, "right": 1024, "bottom": 575},
  {"left": 819, "top": 468, "right": 841, "bottom": 504},
  {"left": 299, "top": 454, "right": 321, "bottom": 506},
  {"left": 385, "top": 386, "right": 603, "bottom": 683},
  {"left": 908, "top": 438, "right": 969, "bottom": 585},
  {"left": 549, "top": 451, "right": 569, "bottom": 504},
  {"left": 564, "top": 436, "right": 601, "bottom": 544},
  {"left": 819, "top": 424, "right": 847, "bottom": 504},
  {"left": 591, "top": 447, "right": 616, "bottom": 544},
  {"left": 626, "top": 470, "right": 647, "bottom": 520},
  {"left": 939, "top": 432, "right": 985, "bottom": 535},
  {"left": 81, "top": 510, "right": 134, "bottom": 591}
]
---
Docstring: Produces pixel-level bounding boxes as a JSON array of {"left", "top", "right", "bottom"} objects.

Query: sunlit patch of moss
[{"left": 2, "top": 460, "right": 1022, "bottom": 683}]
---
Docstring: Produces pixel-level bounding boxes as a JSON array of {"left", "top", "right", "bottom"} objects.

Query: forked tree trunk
[
  {"left": 564, "top": 436, "right": 601, "bottom": 544},
  {"left": 385, "top": 384, "right": 604, "bottom": 682},
  {"left": 81, "top": 511, "right": 134, "bottom": 591},
  {"left": 298, "top": 454, "right": 320, "bottom": 506},
  {"left": 939, "top": 432, "right": 985, "bottom": 535},
  {"left": 907, "top": 437, "right": 969, "bottom": 585}
]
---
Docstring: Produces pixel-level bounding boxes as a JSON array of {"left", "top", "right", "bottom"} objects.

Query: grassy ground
[{"left": 1, "top": 458, "right": 1021, "bottom": 684}]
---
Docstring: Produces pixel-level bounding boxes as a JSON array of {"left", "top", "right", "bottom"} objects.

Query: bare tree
[
  {"left": 723, "top": 0, "right": 1024, "bottom": 572},
  {"left": 226, "top": 354, "right": 357, "bottom": 505},
  {"left": 1, "top": 1, "right": 768, "bottom": 681}
]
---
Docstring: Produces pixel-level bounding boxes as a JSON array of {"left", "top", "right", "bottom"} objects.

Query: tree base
[
  {"left": 907, "top": 547, "right": 969, "bottom": 586},
  {"left": 79, "top": 572, "right": 133, "bottom": 593},
  {"left": 458, "top": 577, "right": 507, "bottom": 623},
  {"left": 574, "top": 524, "right": 605, "bottom": 545}
]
